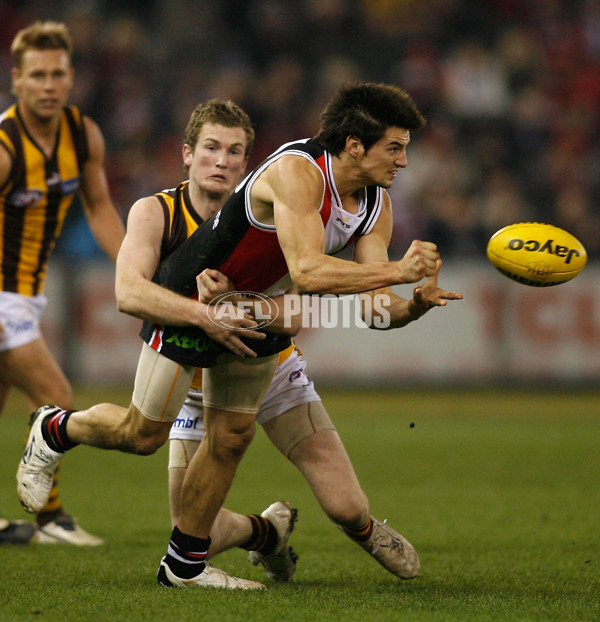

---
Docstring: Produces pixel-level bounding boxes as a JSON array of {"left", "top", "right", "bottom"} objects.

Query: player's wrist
[{"left": 407, "top": 299, "right": 426, "bottom": 321}]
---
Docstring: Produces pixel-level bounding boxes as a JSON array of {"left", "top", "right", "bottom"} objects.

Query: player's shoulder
[
  {"left": 267, "top": 138, "right": 323, "bottom": 165},
  {"left": 0, "top": 105, "right": 18, "bottom": 153},
  {"left": 0, "top": 103, "right": 18, "bottom": 125},
  {"left": 267, "top": 153, "right": 324, "bottom": 195},
  {"left": 80, "top": 113, "right": 102, "bottom": 138},
  {"left": 379, "top": 187, "right": 392, "bottom": 209},
  {"left": 129, "top": 193, "right": 164, "bottom": 219},
  {"left": 271, "top": 140, "right": 323, "bottom": 173}
]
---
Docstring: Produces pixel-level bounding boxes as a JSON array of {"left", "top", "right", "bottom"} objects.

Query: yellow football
[{"left": 486, "top": 222, "right": 587, "bottom": 286}]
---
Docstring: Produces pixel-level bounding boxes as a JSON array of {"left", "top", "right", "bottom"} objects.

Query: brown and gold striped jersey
[
  {"left": 155, "top": 180, "right": 205, "bottom": 261},
  {"left": 0, "top": 104, "right": 89, "bottom": 296},
  {"left": 155, "top": 180, "right": 205, "bottom": 389}
]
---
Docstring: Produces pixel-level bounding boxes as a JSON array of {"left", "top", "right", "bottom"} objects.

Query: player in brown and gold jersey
[{"left": 0, "top": 21, "right": 124, "bottom": 545}]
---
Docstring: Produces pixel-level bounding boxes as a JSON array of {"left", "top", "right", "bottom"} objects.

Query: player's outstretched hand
[
  {"left": 408, "top": 259, "right": 463, "bottom": 319},
  {"left": 396, "top": 240, "right": 439, "bottom": 283}
]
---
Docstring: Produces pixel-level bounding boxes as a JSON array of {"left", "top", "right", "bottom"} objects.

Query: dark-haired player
[{"left": 18, "top": 83, "right": 461, "bottom": 586}]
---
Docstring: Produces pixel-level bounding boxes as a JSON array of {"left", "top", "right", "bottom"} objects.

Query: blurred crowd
[{"left": 1, "top": 0, "right": 599, "bottom": 260}]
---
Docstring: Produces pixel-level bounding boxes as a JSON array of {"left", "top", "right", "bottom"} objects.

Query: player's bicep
[
  {"left": 79, "top": 119, "right": 117, "bottom": 223},
  {"left": 116, "top": 198, "right": 164, "bottom": 284},
  {"left": 353, "top": 195, "right": 393, "bottom": 265},
  {"left": 269, "top": 157, "right": 326, "bottom": 271}
]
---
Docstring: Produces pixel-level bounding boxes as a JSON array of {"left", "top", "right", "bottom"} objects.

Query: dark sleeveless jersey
[
  {"left": 146, "top": 139, "right": 383, "bottom": 367},
  {"left": 155, "top": 181, "right": 204, "bottom": 257},
  {"left": 138, "top": 181, "right": 291, "bottom": 366},
  {"left": 0, "top": 104, "right": 89, "bottom": 295}
]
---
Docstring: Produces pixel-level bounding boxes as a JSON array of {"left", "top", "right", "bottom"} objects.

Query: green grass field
[{"left": 1, "top": 386, "right": 599, "bottom": 621}]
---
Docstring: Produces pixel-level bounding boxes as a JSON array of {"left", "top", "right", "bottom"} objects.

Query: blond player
[{"left": 0, "top": 21, "right": 124, "bottom": 545}]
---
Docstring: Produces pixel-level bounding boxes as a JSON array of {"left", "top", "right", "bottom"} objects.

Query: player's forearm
[
  {"left": 88, "top": 205, "right": 126, "bottom": 262},
  {"left": 289, "top": 255, "right": 407, "bottom": 296},
  {"left": 116, "top": 277, "right": 207, "bottom": 328},
  {"left": 359, "top": 293, "right": 420, "bottom": 330}
]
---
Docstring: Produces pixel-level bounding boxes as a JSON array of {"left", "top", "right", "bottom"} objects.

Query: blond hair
[{"left": 11, "top": 21, "right": 73, "bottom": 70}]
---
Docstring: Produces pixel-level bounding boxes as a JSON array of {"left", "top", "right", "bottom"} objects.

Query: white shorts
[
  {"left": 0, "top": 292, "right": 47, "bottom": 352},
  {"left": 170, "top": 346, "right": 321, "bottom": 441}
]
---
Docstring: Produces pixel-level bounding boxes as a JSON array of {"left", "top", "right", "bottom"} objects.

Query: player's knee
[
  {"left": 211, "top": 422, "right": 255, "bottom": 462},
  {"left": 131, "top": 434, "right": 165, "bottom": 456},
  {"left": 326, "top": 493, "right": 369, "bottom": 528},
  {"left": 122, "top": 403, "right": 170, "bottom": 455},
  {"left": 221, "top": 427, "right": 255, "bottom": 460}
]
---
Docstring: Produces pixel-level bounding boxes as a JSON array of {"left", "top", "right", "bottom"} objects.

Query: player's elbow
[
  {"left": 116, "top": 298, "right": 135, "bottom": 317},
  {"left": 115, "top": 281, "right": 137, "bottom": 316}
]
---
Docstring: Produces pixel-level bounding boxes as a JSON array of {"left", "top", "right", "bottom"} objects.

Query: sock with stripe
[
  {"left": 41, "top": 410, "right": 78, "bottom": 453},
  {"left": 342, "top": 517, "right": 374, "bottom": 542},
  {"left": 240, "top": 514, "right": 278, "bottom": 554},
  {"left": 164, "top": 527, "right": 210, "bottom": 579}
]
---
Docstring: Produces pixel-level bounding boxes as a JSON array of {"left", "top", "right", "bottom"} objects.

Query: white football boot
[
  {"left": 248, "top": 501, "right": 298, "bottom": 581},
  {"left": 36, "top": 515, "right": 104, "bottom": 546},
  {"left": 348, "top": 516, "right": 420, "bottom": 579},
  {"left": 17, "top": 405, "right": 64, "bottom": 514},
  {"left": 157, "top": 559, "right": 265, "bottom": 589}
]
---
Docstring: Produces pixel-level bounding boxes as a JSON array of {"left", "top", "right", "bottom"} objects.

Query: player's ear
[
  {"left": 345, "top": 136, "right": 362, "bottom": 158},
  {"left": 10, "top": 67, "right": 21, "bottom": 95},
  {"left": 182, "top": 143, "right": 193, "bottom": 167}
]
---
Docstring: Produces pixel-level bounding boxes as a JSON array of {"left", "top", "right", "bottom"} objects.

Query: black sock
[
  {"left": 241, "top": 514, "right": 278, "bottom": 554},
  {"left": 164, "top": 527, "right": 210, "bottom": 579},
  {"left": 41, "top": 410, "right": 78, "bottom": 452},
  {"left": 342, "top": 518, "right": 373, "bottom": 542}
]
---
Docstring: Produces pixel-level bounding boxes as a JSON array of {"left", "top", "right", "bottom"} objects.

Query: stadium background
[{"left": 1, "top": 0, "right": 599, "bottom": 386}]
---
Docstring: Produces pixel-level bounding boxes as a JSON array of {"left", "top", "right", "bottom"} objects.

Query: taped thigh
[
  {"left": 202, "top": 353, "right": 278, "bottom": 415},
  {"left": 263, "top": 400, "right": 336, "bottom": 458},
  {"left": 132, "top": 343, "right": 195, "bottom": 422}
]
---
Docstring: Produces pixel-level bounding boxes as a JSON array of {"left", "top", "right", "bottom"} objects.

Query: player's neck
[
  {"left": 188, "top": 183, "right": 228, "bottom": 221},
  {"left": 17, "top": 103, "right": 61, "bottom": 157},
  {"left": 330, "top": 154, "right": 368, "bottom": 205}
]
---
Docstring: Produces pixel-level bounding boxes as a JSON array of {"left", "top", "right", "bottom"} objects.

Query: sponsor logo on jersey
[
  {"left": 289, "top": 369, "right": 303, "bottom": 382},
  {"left": 165, "top": 329, "right": 221, "bottom": 353},
  {"left": 46, "top": 172, "right": 61, "bottom": 187},
  {"left": 7, "top": 189, "right": 43, "bottom": 208},
  {"left": 61, "top": 177, "right": 80, "bottom": 195}
]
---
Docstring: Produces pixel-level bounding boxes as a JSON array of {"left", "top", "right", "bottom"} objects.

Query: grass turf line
[{"left": 0, "top": 386, "right": 598, "bottom": 621}]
